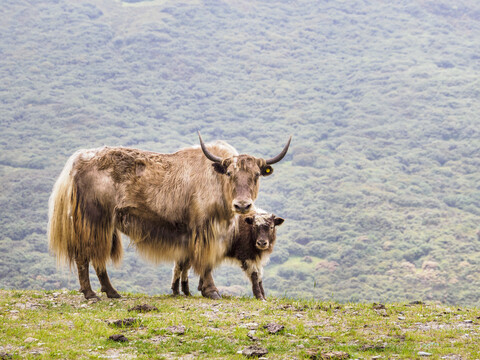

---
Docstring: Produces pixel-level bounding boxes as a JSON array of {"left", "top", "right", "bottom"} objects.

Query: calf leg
[
  {"left": 94, "top": 266, "right": 121, "bottom": 298},
  {"left": 259, "top": 280, "right": 266, "bottom": 300},
  {"left": 199, "top": 269, "right": 221, "bottom": 300},
  {"left": 75, "top": 256, "right": 99, "bottom": 300},
  {"left": 250, "top": 271, "right": 266, "bottom": 301}
]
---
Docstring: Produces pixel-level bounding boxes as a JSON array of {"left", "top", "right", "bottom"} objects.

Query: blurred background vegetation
[{"left": 0, "top": 0, "right": 479, "bottom": 305}]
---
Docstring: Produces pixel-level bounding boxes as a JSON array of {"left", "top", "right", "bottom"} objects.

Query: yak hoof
[
  {"left": 203, "top": 290, "right": 221, "bottom": 300},
  {"left": 106, "top": 291, "right": 121, "bottom": 299},
  {"left": 83, "top": 290, "right": 100, "bottom": 301},
  {"left": 181, "top": 281, "right": 191, "bottom": 296}
]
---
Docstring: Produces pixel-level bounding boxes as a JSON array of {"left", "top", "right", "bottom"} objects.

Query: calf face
[{"left": 244, "top": 213, "right": 284, "bottom": 251}]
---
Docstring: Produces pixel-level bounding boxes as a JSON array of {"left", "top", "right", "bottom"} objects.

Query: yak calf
[{"left": 171, "top": 210, "right": 284, "bottom": 300}]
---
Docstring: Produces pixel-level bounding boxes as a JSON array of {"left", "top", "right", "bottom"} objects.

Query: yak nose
[
  {"left": 256, "top": 240, "right": 268, "bottom": 249},
  {"left": 233, "top": 200, "right": 253, "bottom": 213}
]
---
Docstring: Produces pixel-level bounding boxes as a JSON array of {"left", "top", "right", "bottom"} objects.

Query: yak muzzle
[
  {"left": 233, "top": 200, "right": 253, "bottom": 214},
  {"left": 256, "top": 239, "right": 269, "bottom": 250}
]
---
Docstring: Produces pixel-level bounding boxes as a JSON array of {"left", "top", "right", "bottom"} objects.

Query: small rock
[
  {"left": 166, "top": 325, "right": 186, "bottom": 335},
  {"left": 463, "top": 320, "right": 473, "bottom": 324},
  {"left": 372, "top": 303, "right": 386, "bottom": 310},
  {"left": 0, "top": 352, "right": 12, "bottom": 359},
  {"left": 317, "top": 336, "right": 334, "bottom": 342},
  {"left": 24, "top": 337, "right": 38, "bottom": 344},
  {"left": 263, "top": 323, "right": 284, "bottom": 334},
  {"left": 241, "top": 345, "right": 268, "bottom": 357},
  {"left": 247, "top": 330, "right": 259, "bottom": 341},
  {"left": 109, "top": 334, "right": 128, "bottom": 342},
  {"left": 243, "top": 322, "right": 259, "bottom": 330},
  {"left": 128, "top": 304, "right": 158, "bottom": 312},
  {"left": 398, "top": 316, "right": 406, "bottom": 320},
  {"left": 418, "top": 352, "right": 432, "bottom": 357}
]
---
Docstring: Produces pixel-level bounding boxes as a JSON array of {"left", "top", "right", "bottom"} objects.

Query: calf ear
[
  {"left": 274, "top": 217, "right": 284, "bottom": 226},
  {"left": 261, "top": 165, "right": 273, "bottom": 176},
  {"left": 245, "top": 216, "right": 254, "bottom": 225}
]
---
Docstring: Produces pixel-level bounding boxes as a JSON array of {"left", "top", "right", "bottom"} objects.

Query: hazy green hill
[{"left": 0, "top": 0, "right": 479, "bottom": 305}]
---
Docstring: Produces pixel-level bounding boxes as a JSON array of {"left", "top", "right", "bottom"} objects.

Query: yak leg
[
  {"left": 199, "top": 269, "right": 221, "bottom": 300},
  {"left": 172, "top": 259, "right": 192, "bottom": 296},
  {"left": 94, "top": 266, "right": 121, "bottom": 298},
  {"left": 180, "top": 259, "right": 191, "bottom": 296},
  {"left": 75, "top": 256, "right": 99, "bottom": 300},
  {"left": 250, "top": 271, "right": 265, "bottom": 301},
  {"left": 171, "top": 262, "right": 182, "bottom": 296}
]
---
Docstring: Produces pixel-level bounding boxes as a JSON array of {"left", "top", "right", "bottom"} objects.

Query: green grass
[{"left": 1, "top": 290, "right": 479, "bottom": 359}]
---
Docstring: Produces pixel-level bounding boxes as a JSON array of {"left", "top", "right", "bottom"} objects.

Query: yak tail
[{"left": 47, "top": 151, "right": 123, "bottom": 270}]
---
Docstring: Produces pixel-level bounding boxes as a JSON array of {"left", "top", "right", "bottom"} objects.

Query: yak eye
[{"left": 226, "top": 171, "right": 232, "bottom": 177}]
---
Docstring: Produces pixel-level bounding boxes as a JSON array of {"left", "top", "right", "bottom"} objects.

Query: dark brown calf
[{"left": 172, "top": 210, "right": 284, "bottom": 300}]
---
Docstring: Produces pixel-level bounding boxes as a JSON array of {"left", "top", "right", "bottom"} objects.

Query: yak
[
  {"left": 171, "top": 209, "right": 284, "bottom": 300},
  {"left": 48, "top": 133, "right": 290, "bottom": 300}
]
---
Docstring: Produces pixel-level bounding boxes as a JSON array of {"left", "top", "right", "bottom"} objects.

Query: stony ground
[{"left": 0, "top": 290, "right": 479, "bottom": 359}]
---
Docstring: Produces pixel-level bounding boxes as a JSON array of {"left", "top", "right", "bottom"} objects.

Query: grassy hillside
[
  {"left": 0, "top": 0, "right": 480, "bottom": 305},
  {"left": 1, "top": 289, "right": 480, "bottom": 359}
]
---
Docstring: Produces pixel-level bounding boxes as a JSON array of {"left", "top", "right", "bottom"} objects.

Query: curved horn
[
  {"left": 198, "top": 131, "right": 222, "bottom": 163},
  {"left": 265, "top": 136, "right": 292, "bottom": 165}
]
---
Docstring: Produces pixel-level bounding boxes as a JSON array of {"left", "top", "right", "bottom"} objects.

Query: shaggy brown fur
[
  {"left": 48, "top": 136, "right": 290, "bottom": 300},
  {"left": 171, "top": 210, "right": 284, "bottom": 300}
]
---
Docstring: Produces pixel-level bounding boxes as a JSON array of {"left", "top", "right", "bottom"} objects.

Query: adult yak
[{"left": 48, "top": 132, "right": 291, "bottom": 300}]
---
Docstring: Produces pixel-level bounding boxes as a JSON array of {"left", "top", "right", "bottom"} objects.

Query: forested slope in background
[{"left": 0, "top": 0, "right": 479, "bottom": 305}]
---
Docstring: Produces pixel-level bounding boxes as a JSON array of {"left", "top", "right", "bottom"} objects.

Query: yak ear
[
  {"left": 261, "top": 165, "right": 273, "bottom": 176},
  {"left": 244, "top": 216, "right": 254, "bottom": 225},
  {"left": 212, "top": 162, "right": 227, "bottom": 174},
  {"left": 274, "top": 217, "right": 284, "bottom": 226},
  {"left": 135, "top": 160, "right": 146, "bottom": 176}
]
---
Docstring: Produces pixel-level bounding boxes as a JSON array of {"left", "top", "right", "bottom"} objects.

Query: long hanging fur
[
  {"left": 47, "top": 150, "right": 122, "bottom": 271},
  {"left": 47, "top": 137, "right": 287, "bottom": 299}
]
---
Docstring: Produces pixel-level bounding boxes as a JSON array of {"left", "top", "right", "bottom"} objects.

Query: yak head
[
  {"left": 198, "top": 132, "right": 291, "bottom": 215},
  {"left": 245, "top": 212, "right": 284, "bottom": 251}
]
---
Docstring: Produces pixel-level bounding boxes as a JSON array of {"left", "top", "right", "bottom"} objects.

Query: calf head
[
  {"left": 199, "top": 132, "right": 291, "bottom": 214},
  {"left": 245, "top": 213, "right": 284, "bottom": 251}
]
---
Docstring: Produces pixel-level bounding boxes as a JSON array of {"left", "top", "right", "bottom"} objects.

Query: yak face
[
  {"left": 212, "top": 156, "right": 272, "bottom": 214},
  {"left": 198, "top": 132, "right": 291, "bottom": 215},
  {"left": 245, "top": 213, "right": 284, "bottom": 251}
]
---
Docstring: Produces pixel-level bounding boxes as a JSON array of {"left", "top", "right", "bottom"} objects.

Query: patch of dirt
[
  {"left": 240, "top": 345, "right": 268, "bottom": 357},
  {"left": 108, "top": 318, "right": 138, "bottom": 327},
  {"left": 128, "top": 304, "right": 158, "bottom": 312}
]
